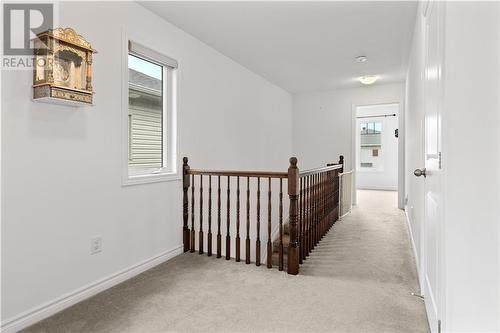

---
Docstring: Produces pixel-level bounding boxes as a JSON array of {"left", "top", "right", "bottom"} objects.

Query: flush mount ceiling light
[
  {"left": 355, "top": 56, "right": 368, "bottom": 63},
  {"left": 358, "top": 75, "right": 378, "bottom": 85}
]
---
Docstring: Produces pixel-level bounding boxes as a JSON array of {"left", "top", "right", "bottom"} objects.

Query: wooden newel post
[
  {"left": 339, "top": 155, "right": 344, "bottom": 173},
  {"left": 183, "top": 157, "right": 190, "bottom": 252},
  {"left": 287, "top": 157, "right": 300, "bottom": 275}
]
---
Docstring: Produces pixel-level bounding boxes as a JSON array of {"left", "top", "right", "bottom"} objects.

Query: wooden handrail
[
  {"left": 181, "top": 155, "right": 344, "bottom": 275},
  {"left": 188, "top": 169, "right": 288, "bottom": 178},
  {"left": 299, "top": 164, "right": 342, "bottom": 177}
]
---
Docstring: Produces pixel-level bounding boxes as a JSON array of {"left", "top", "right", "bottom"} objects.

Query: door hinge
[
  {"left": 438, "top": 319, "right": 441, "bottom": 333},
  {"left": 438, "top": 152, "right": 442, "bottom": 169}
]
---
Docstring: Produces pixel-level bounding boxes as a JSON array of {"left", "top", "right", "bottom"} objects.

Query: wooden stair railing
[{"left": 182, "top": 155, "right": 343, "bottom": 275}]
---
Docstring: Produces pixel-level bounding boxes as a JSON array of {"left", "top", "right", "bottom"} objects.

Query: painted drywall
[
  {"left": 442, "top": 2, "right": 499, "bottom": 331},
  {"left": 404, "top": 0, "right": 425, "bottom": 294},
  {"left": 356, "top": 104, "right": 399, "bottom": 191},
  {"left": 292, "top": 83, "right": 405, "bottom": 206},
  {"left": 405, "top": 2, "right": 499, "bottom": 331},
  {"left": 1, "top": 1, "right": 292, "bottom": 329}
]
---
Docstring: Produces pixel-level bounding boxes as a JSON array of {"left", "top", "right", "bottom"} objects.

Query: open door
[{"left": 413, "top": 1, "right": 445, "bottom": 332}]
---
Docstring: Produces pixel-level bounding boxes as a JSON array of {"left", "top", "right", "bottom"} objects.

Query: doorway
[{"left": 354, "top": 104, "right": 400, "bottom": 204}]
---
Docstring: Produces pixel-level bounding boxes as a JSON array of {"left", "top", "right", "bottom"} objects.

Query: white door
[{"left": 415, "top": 1, "right": 445, "bottom": 332}]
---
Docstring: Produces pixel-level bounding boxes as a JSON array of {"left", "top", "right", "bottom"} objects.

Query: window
[
  {"left": 359, "top": 121, "right": 382, "bottom": 169},
  {"left": 124, "top": 40, "right": 178, "bottom": 184}
]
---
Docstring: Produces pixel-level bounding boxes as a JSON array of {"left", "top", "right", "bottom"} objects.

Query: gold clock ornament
[{"left": 33, "top": 28, "right": 97, "bottom": 106}]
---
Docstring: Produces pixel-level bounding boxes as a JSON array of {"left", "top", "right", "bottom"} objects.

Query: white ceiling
[{"left": 140, "top": 1, "right": 418, "bottom": 93}]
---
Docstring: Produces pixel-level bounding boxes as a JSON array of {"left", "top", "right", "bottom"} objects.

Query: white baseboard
[
  {"left": 1, "top": 245, "right": 183, "bottom": 333},
  {"left": 404, "top": 209, "right": 421, "bottom": 290}
]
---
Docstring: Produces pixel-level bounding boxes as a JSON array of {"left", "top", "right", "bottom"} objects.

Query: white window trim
[{"left": 121, "top": 31, "right": 180, "bottom": 186}]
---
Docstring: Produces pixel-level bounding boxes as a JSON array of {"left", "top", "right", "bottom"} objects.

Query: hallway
[{"left": 22, "top": 191, "right": 428, "bottom": 333}]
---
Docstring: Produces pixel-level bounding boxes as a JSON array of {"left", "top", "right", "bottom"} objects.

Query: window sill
[{"left": 122, "top": 172, "right": 181, "bottom": 186}]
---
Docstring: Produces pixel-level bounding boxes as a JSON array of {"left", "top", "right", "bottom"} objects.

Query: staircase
[
  {"left": 182, "top": 155, "right": 344, "bottom": 275},
  {"left": 271, "top": 223, "right": 290, "bottom": 268}
]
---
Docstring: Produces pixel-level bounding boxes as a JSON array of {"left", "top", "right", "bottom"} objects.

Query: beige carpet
[{"left": 22, "top": 190, "right": 429, "bottom": 333}]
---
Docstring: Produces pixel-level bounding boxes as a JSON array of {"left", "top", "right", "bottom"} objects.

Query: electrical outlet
[{"left": 90, "top": 237, "right": 102, "bottom": 255}]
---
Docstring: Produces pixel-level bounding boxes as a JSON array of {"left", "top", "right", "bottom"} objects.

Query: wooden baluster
[
  {"left": 330, "top": 170, "right": 334, "bottom": 227},
  {"left": 320, "top": 173, "right": 323, "bottom": 241},
  {"left": 317, "top": 173, "right": 320, "bottom": 241},
  {"left": 334, "top": 170, "right": 338, "bottom": 223},
  {"left": 327, "top": 172, "right": 331, "bottom": 228},
  {"left": 287, "top": 157, "right": 300, "bottom": 275},
  {"left": 310, "top": 175, "right": 314, "bottom": 252},
  {"left": 191, "top": 174, "right": 195, "bottom": 253},
  {"left": 182, "top": 157, "right": 190, "bottom": 252},
  {"left": 199, "top": 175, "right": 204, "bottom": 254},
  {"left": 336, "top": 168, "right": 340, "bottom": 222},
  {"left": 299, "top": 177, "right": 303, "bottom": 264},
  {"left": 324, "top": 172, "right": 328, "bottom": 230},
  {"left": 324, "top": 172, "right": 328, "bottom": 233},
  {"left": 332, "top": 170, "right": 336, "bottom": 223},
  {"left": 278, "top": 178, "right": 284, "bottom": 271},
  {"left": 327, "top": 171, "right": 331, "bottom": 229},
  {"left": 304, "top": 176, "right": 308, "bottom": 256},
  {"left": 236, "top": 176, "right": 241, "bottom": 262},
  {"left": 319, "top": 174, "right": 322, "bottom": 243},
  {"left": 302, "top": 176, "right": 307, "bottom": 260},
  {"left": 338, "top": 156, "right": 343, "bottom": 221},
  {"left": 305, "top": 175, "right": 310, "bottom": 256},
  {"left": 318, "top": 173, "right": 321, "bottom": 241},
  {"left": 267, "top": 177, "right": 272, "bottom": 268},
  {"left": 302, "top": 177, "right": 306, "bottom": 260},
  {"left": 326, "top": 171, "right": 329, "bottom": 228},
  {"left": 322, "top": 172, "right": 325, "bottom": 233},
  {"left": 217, "top": 176, "right": 222, "bottom": 258},
  {"left": 226, "top": 176, "right": 231, "bottom": 260},
  {"left": 208, "top": 175, "right": 212, "bottom": 256},
  {"left": 307, "top": 175, "right": 311, "bottom": 256},
  {"left": 314, "top": 174, "right": 318, "bottom": 248},
  {"left": 320, "top": 173, "right": 323, "bottom": 239},
  {"left": 333, "top": 170, "right": 337, "bottom": 224},
  {"left": 331, "top": 171, "right": 334, "bottom": 227},
  {"left": 256, "top": 177, "right": 261, "bottom": 266},
  {"left": 310, "top": 174, "right": 314, "bottom": 250},
  {"left": 321, "top": 172, "right": 325, "bottom": 239},
  {"left": 246, "top": 177, "right": 251, "bottom": 264},
  {"left": 304, "top": 177, "right": 308, "bottom": 258}
]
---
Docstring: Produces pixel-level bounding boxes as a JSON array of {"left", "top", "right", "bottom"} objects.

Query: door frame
[{"left": 351, "top": 102, "right": 405, "bottom": 208}]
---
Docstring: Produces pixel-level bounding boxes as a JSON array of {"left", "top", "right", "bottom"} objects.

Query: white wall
[
  {"left": 292, "top": 83, "right": 405, "bottom": 206},
  {"left": 1, "top": 1, "right": 292, "bottom": 330},
  {"left": 404, "top": 0, "right": 425, "bottom": 294},
  {"left": 442, "top": 2, "right": 499, "bottom": 331},
  {"left": 405, "top": 2, "right": 500, "bottom": 331},
  {"left": 356, "top": 104, "right": 399, "bottom": 191}
]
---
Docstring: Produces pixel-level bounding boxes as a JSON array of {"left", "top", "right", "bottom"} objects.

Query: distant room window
[
  {"left": 125, "top": 41, "right": 178, "bottom": 183},
  {"left": 359, "top": 121, "right": 382, "bottom": 169}
]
